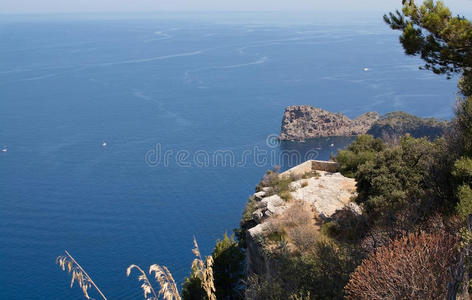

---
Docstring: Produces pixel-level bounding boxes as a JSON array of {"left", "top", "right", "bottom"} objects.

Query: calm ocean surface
[{"left": 0, "top": 13, "right": 458, "bottom": 299}]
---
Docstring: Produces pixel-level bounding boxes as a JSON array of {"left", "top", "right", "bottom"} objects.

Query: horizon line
[{"left": 0, "top": 9, "right": 399, "bottom": 15}]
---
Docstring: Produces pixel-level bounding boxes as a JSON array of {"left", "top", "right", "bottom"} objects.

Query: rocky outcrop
[
  {"left": 279, "top": 105, "right": 450, "bottom": 141},
  {"left": 280, "top": 160, "right": 339, "bottom": 178},
  {"left": 280, "top": 105, "right": 379, "bottom": 140},
  {"left": 243, "top": 160, "right": 361, "bottom": 276}
]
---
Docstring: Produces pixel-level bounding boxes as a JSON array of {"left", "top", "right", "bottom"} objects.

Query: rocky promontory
[
  {"left": 280, "top": 105, "right": 379, "bottom": 140},
  {"left": 280, "top": 105, "right": 449, "bottom": 141},
  {"left": 240, "top": 160, "right": 361, "bottom": 276}
]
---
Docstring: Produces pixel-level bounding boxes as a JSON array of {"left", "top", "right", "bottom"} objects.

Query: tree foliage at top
[{"left": 384, "top": 0, "right": 472, "bottom": 95}]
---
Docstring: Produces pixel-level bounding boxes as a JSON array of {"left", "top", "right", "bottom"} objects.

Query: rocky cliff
[
  {"left": 241, "top": 160, "right": 361, "bottom": 276},
  {"left": 280, "top": 105, "right": 379, "bottom": 140},
  {"left": 279, "top": 105, "right": 449, "bottom": 141}
]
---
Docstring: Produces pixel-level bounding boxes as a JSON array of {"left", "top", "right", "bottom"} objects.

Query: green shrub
[
  {"left": 336, "top": 135, "right": 385, "bottom": 178},
  {"left": 182, "top": 265, "right": 206, "bottom": 300},
  {"left": 245, "top": 238, "right": 363, "bottom": 299},
  {"left": 355, "top": 136, "right": 446, "bottom": 226},
  {"left": 241, "top": 196, "right": 257, "bottom": 224},
  {"left": 452, "top": 157, "right": 472, "bottom": 220},
  {"left": 456, "top": 97, "right": 472, "bottom": 155},
  {"left": 266, "top": 230, "right": 285, "bottom": 243},
  {"left": 320, "top": 221, "right": 339, "bottom": 237},
  {"left": 279, "top": 190, "right": 293, "bottom": 202},
  {"left": 457, "top": 184, "right": 472, "bottom": 220},
  {"left": 367, "top": 111, "right": 449, "bottom": 141},
  {"left": 452, "top": 157, "right": 472, "bottom": 181},
  {"left": 212, "top": 233, "right": 245, "bottom": 300},
  {"left": 183, "top": 234, "right": 244, "bottom": 300}
]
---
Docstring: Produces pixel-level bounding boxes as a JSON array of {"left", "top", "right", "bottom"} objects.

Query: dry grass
[
  {"left": 148, "top": 264, "right": 181, "bottom": 300},
  {"left": 264, "top": 201, "right": 319, "bottom": 252},
  {"left": 126, "top": 264, "right": 158, "bottom": 300},
  {"left": 302, "top": 170, "right": 320, "bottom": 179},
  {"left": 190, "top": 237, "right": 216, "bottom": 300},
  {"left": 279, "top": 190, "right": 293, "bottom": 202},
  {"left": 56, "top": 250, "right": 108, "bottom": 300},
  {"left": 289, "top": 291, "right": 312, "bottom": 300},
  {"left": 287, "top": 224, "right": 318, "bottom": 253},
  {"left": 282, "top": 201, "right": 313, "bottom": 227},
  {"left": 57, "top": 237, "right": 216, "bottom": 300}
]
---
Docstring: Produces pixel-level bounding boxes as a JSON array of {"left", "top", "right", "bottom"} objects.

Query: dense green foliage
[
  {"left": 453, "top": 157, "right": 472, "bottom": 222},
  {"left": 245, "top": 238, "right": 363, "bottom": 300},
  {"left": 182, "top": 265, "right": 207, "bottom": 300},
  {"left": 456, "top": 184, "right": 472, "bottom": 219},
  {"left": 336, "top": 135, "right": 385, "bottom": 178},
  {"left": 240, "top": 196, "right": 257, "bottom": 229},
  {"left": 366, "top": 111, "right": 449, "bottom": 141},
  {"left": 456, "top": 96, "right": 472, "bottom": 155},
  {"left": 355, "top": 136, "right": 447, "bottom": 225},
  {"left": 182, "top": 234, "right": 244, "bottom": 300},
  {"left": 212, "top": 234, "right": 245, "bottom": 300}
]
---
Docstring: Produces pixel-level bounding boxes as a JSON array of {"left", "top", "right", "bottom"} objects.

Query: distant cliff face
[
  {"left": 279, "top": 105, "right": 379, "bottom": 140},
  {"left": 280, "top": 105, "right": 449, "bottom": 141}
]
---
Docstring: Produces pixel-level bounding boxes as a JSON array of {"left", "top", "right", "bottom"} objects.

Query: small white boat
[
  {"left": 1, "top": 148, "right": 7, "bottom": 153},
  {"left": 364, "top": 68, "right": 369, "bottom": 71},
  {"left": 329, "top": 143, "right": 334, "bottom": 147},
  {"left": 102, "top": 142, "right": 107, "bottom": 147}
]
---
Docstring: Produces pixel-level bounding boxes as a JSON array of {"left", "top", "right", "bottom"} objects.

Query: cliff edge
[{"left": 241, "top": 160, "right": 361, "bottom": 276}]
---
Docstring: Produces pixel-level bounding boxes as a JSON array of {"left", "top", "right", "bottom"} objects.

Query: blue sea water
[{"left": 0, "top": 13, "right": 458, "bottom": 299}]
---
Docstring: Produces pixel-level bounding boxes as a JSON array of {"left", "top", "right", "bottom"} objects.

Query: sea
[{"left": 0, "top": 12, "right": 458, "bottom": 299}]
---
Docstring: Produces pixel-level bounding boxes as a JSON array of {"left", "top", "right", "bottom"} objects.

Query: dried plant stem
[
  {"left": 126, "top": 264, "right": 158, "bottom": 299},
  {"left": 62, "top": 250, "right": 108, "bottom": 300},
  {"left": 191, "top": 237, "right": 216, "bottom": 300},
  {"left": 58, "top": 237, "right": 215, "bottom": 300},
  {"left": 149, "top": 264, "right": 181, "bottom": 300}
]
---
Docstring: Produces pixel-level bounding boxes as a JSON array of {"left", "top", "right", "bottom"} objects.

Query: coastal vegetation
[
  {"left": 242, "top": 0, "right": 472, "bottom": 298},
  {"left": 56, "top": 0, "right": 472, "bottom": 299},
  {"left": 366, "top": 111, "right": 449, "bottom": 143}
]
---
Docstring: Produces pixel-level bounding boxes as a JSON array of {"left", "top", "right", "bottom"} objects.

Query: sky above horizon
[{"left": 1, "top": 0, "right": 471, "bottom": 14}]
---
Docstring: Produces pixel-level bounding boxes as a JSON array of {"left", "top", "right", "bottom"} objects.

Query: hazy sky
[{"left": 1, "top": 0, "right": 471, "bottom": 14}]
